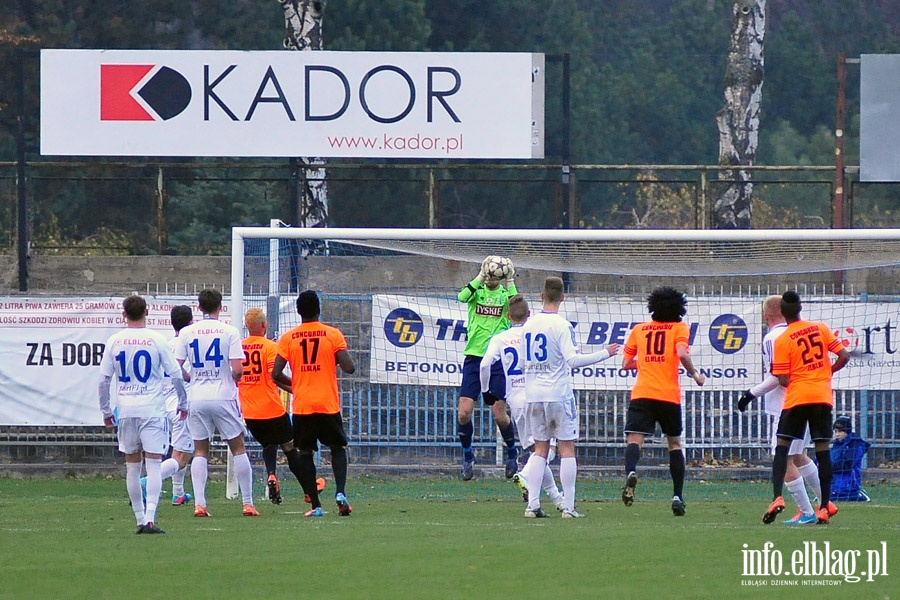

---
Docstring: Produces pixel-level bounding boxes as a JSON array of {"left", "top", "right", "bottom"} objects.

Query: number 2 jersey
[
  {"left": 174, "top": 318, "right": 244, "bottom": 403},
  {"left": 99, "top": 326, "right": 182, "bottom": 419},
  {"left": 771, "top": 319, "right": 843, "bottom": 409},
  {"left": 277, "top": 320, "right": 348, "bottom": 415},
  {"left": 623, "top": 320, "right": 691, "bottom": 404}
]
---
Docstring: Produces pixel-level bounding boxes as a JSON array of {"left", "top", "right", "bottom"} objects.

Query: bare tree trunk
[
  {"left": 279, "top": 0, "right": 328, "bottom": 254},
  {"left": 714, "top": 0, "right": 765, "bottom": 229}
]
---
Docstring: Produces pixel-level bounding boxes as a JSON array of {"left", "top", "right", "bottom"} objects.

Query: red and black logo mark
[{"left": 100, "top": 65, "right": 191, "bottom": 121}]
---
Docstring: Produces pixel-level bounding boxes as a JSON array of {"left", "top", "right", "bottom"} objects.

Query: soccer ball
[{"left": 483, "top": 255, "right": 511, "bottom": 281}]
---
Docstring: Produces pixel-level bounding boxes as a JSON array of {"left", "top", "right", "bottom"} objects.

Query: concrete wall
[{"left": 2, "top": 253, "right": 898, "bottom": 297}]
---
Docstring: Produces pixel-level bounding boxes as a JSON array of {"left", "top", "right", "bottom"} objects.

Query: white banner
[
  {"left": 40, "top": 50, "right": 544, "bottom": 159},
  {"left": 370, "top": 294, "right": 900, "bottom": 392},
  {"left": 0, "top": 297, "right": 231, "bottom": 425}
]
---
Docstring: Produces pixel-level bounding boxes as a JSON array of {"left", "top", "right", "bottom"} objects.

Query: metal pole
[
  {"left": 16, "top": 50, "right": 28, "bottom": 292},
  {"left": 562, "top": 54, "right": 573, "bottom": 228},
  {"left": 834, "top": 53, "right": 846, "bottom": 230}
]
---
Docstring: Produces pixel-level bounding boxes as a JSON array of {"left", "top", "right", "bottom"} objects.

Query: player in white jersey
[
  {"left": 99, "top": 294, "right": 187, "bottom": 534},
  {"left": 480, "top": 295, "right": 566, "bottom": 511},
  {"left": 174, "top": 289, "right": 256, "bottom": 518},
  {"left": 519, "top": 277, "right": 619, "bottom": 518},
  {"left": 160, "top": 305, "right": 195, "bottom": 506},
  {"left": 737, "top": 295, "right": 826, "bottom": 525}
]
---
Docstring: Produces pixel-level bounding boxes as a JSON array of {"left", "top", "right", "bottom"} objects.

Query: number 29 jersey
[{"left": 623, "top": 320, "right": 691, "bottom": 404}]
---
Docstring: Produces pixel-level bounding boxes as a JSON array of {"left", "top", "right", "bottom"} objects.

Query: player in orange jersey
[
  {"left": 238, "top": 308, "right": 323, "bottom": 505},
  {"left": 763, "top": 291, "right": 850, "bottom": 525},
  {"left": 621, "top": 287, "right": 705, "bottom": 516},
  {"left": 272, "top": 291, "right": 356, "bottom": 518}
]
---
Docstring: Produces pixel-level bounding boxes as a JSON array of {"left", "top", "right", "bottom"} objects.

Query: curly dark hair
[{"left": 647, "top": 286, "right": 687, "bottom": 322}]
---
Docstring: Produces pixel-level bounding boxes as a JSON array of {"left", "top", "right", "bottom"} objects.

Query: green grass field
[{"left": 0, "top": 475, "right": 896, "bottom": 600}]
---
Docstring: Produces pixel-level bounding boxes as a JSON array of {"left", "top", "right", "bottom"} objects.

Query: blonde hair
[
  {"left": 244, "top": 307, "right": 267, "bottom": 330},
  {"left": 762, "top": 295, "right": 782, "bottom": 320}
]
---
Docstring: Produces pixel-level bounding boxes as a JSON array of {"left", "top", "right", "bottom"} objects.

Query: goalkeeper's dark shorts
[
  {"left": 777, "top": 403, "right": 833, "bottom": 442},
  {"left": 459, "top": 355, "right": 506, "bottom": 404},
  {"left": 624, "top": 398, "right": 682, "bottom": 437}
]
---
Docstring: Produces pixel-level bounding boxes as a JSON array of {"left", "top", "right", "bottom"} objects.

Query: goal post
[{"left": 229, "top": 226, "right": 900, "bottom": 501}]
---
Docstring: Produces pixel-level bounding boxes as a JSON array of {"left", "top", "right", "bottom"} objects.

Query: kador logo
[{"left": 100, "top": 65, "right": 192, "bottom": 121}]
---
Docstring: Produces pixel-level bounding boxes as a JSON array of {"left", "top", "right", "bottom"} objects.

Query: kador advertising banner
[
  {"left": 370, "top": 294, "right": 900, "bottom": 392},
  {"left": 0, "top": 297, "right": 229, "bottom": 425},
  {"left": 41, "top": 49, "right": 544, "bottom": 159}
]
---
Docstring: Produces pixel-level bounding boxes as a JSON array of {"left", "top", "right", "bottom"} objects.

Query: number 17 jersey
[{"left": 277, "top": 321, "right": 348, "bottom": 415}]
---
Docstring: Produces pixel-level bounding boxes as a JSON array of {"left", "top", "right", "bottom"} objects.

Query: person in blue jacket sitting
[{"left": 830, "top": 415, "right": 871, "bottom": 502}]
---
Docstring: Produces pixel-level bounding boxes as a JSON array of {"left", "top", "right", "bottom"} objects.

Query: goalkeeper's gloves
[
  {"left": 482, "top": 391, "right": 500, "bottom": 405},
  {"left": 737, "top": 390, "right": 756, "bottom": 412},
  {"left": 505, "top": 258, "right": 515, "bottom": 282},
  {"left": 476, "top": 256, "right": 492, "bottom": 283}
]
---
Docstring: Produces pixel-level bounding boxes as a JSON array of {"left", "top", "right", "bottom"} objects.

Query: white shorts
[
  {"left": 525, "top": 399, "right": 578, "bottom": 442},
  {"left": 117, "top": 416, "right": 168, "bottom": 455},
  {"left": 167, "top": 409, "right": 194, "bottom": 454},
  {"left": 189, "top": 398, "right": 246, "bottom": 442},
  {"left": 514, "top": 405, "right": 559, "bottom": 451},
  {"left": 770, "top": 414, "right": 810, "bottom": 455}
]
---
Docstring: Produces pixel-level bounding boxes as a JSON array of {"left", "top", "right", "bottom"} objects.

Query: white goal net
[{"left": 229, "top": 227, "right": 900, "bottom": 500}]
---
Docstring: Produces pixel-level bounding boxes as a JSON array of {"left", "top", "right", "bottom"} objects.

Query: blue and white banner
[{"left": 370, "top": 294, "right": 900, "bottom": 392}]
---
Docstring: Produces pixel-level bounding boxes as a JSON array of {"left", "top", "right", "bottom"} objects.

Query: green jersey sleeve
[{"left": 459, "top": 282, "right": 515, "bottom": 357}]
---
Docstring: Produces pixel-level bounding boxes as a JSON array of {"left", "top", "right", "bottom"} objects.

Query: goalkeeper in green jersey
[{"left": 456, "top": 256, "right": 519, "bottom": 481}]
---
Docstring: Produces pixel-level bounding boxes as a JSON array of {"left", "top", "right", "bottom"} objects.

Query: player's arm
[
  {"left": 677, "top": 343, "right": 705, "bottom": 385},
  {"left": 160, "top": 341, "right": 189, "bottom": 416},
  {"left": 173, "top": 337, "right": 191, "bottom": 382},
  {"left": 621, "top": 327, "right": 638, "bottom": 369},
  {"left": 479, "top": 338, "right": 501, "bottom": 398},
  {"left": 504, "top": 258, "right": 517, "bottom": 293},
  {"left": 98, "top": 375, "right": 115, "bottom": 427},
  {"left": 831, "top": 347, "right": 851, "bottom": 373},
  {"left": 273, "top": 370, "right": 293, "bottom": 394},
  {"left": 737, "top": 374, "right": 780, "bottom": 411},
  {"left": 458, "top": 258, "right": 489, "bottom": 302},
  {"left": 272, "top": 354, "right": 288, "bottom": 380},
  {"left": 336, "top": 349, "right": 355, "bottom": 374},
  {"left": 229, "top": 357, "right": 243, "bottom": 382}
]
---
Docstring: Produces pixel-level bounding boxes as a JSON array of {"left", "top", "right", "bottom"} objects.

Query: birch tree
[
  {"left": 279, "top": 0, "right": 328, "bottom": 252},
  {"left": 714, "top": 0, "right": 765, "bottom": 229}
]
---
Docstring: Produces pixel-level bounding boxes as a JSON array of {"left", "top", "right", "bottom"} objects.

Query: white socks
[
  {"left": 191, "top": 455, "right": 209, "bottom": 508},
  {"left": 126, "top": 462, "right": 144, "bottom": 525},
  {"left": 786, "top": 476, "right": 814, "bottom": 516},
  {"left": 143, "top": 457, "right": 162, "bottom": 523},
  {"left": 172, "top": 467, "right": 187, "bottom": 497},
  {"left": 524, "top": 454, "right": 547, "bottom": 511},
  {"left": 232, "top": 451, "right": 254, "bottom": 506},
  {"left": 560, "top": 457, "right": 577, "bottom": 512},
  {"left": 798, "top": 461, "right": 822, "bottom": 501}
]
